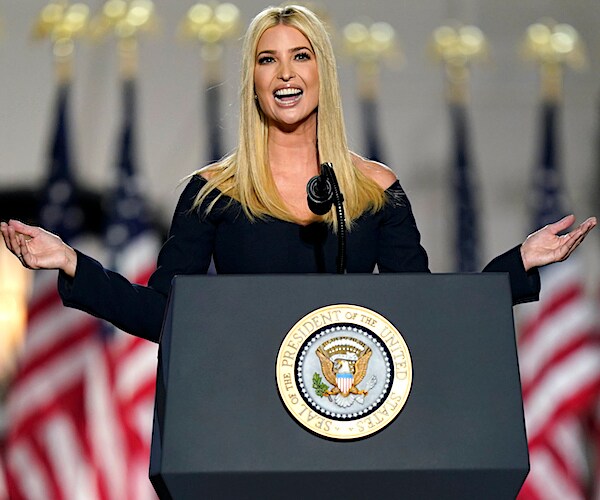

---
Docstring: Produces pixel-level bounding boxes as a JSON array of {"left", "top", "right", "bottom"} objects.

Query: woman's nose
[{"left": 278, "top": 61, "right": 295, "bottom": 81}]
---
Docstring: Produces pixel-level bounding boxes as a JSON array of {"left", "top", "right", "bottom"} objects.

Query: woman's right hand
[{"left": 0, "top": 219, "right": 78, "bottom": 277}]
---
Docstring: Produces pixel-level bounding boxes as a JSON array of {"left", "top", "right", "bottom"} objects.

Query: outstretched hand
[
  {"left": 520, "top": 215, "right": 597, "bottom": 271},
  {"left": 0, "top": 219, "right": 78, "bottom": 277}
]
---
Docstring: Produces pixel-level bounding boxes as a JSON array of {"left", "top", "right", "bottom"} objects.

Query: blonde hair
[{"left": 193, "top": 4, "right": 386, "bottom": 228}]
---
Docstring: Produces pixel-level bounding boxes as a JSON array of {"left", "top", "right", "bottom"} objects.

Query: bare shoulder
[
  {"left": 196, "top": 163, "right": 224, "bottom": 181},
  {"left": 351, "top": 152, "right": 397, "bottom": 190}
]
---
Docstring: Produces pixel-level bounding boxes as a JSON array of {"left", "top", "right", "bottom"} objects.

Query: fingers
[
  {"left": 581, "top": 216, "right": 597, "bottom": 232},
  {"left": 566, "top": 217, "right": 596, "bottom": 243},
  {"left": 547, "top": 214, "right": 576, "bottom": 235},
  {"left": 16, "top": 253, "right": 28, "bottom": 268},
  {"left": 2, "top": 222, "right": 22, "bottom": 256},
  {"left": 7, "top": 219, "right": 37, "bottom": 239},
  {"left": 561, "top": 233, "right": 585, "bottom": 260},
  {"left": 556, "top": 217, "right": 597, "bottom": 262},
  {"left": 573, "top": 218, "right": 595, "bottom": 242},
  {"left": 0, "top": 222, "right": 9, "bottom": 249},
  {"left": 1, "top": 220, "right": 35, "bottom": 268},
  {"left": 550, "top": 214, "right": 596, "bottom": 236}
]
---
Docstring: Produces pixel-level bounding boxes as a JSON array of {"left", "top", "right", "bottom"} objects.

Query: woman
[{"left": 1, "top": 5, "right": 596, "bottom": 344}]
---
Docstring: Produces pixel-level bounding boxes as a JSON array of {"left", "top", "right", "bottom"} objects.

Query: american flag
[
  {"left": 0, "top": 453, "right": 6, "bottom": 498},
  {"left": 516, "top": 101, "right": 600, "bottom": 499},
  {"left": 101, "top": 78, "right": 159, "bottom": 499},
  {"left": 2, "top": 82, "right": 114, "bottom": 498},
  {"left": 1, "top": 77, "right": 159, "bottom": 499},
  {"left": 449, "top": 103, "right": 479, "bottom": 272},
  {"left": 593, "top": 400, "right": 600, "bottom": 499},
  {"left": 590, "top": 92, "right": 600, "bottom": 500}
]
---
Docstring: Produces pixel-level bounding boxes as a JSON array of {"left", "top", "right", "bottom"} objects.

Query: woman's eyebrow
[
  {"left": 290, "top": 46, "right": 313, "bottom": 53},
  {"left": 256, "top": 46, "right": 314, "bottom": 57}
]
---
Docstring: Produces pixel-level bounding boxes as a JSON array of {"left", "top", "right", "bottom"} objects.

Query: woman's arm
[
  {"left": 2, "top": 175, "right": 216, "bottom": 343},
  {"left": 59, "top": 175, "right": 216, "bottom": 342},
  {"left": 374, "top": 179, "right": 595, "bottom": 305}
]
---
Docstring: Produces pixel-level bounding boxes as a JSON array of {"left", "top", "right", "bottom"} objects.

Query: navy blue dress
[{"left": 59, "top": 175, "right": 539, "bottom": 342}]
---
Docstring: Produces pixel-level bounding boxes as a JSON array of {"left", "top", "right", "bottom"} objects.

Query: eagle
[{"left": 316, "top": 343, "right": 372, "bottom": 398}]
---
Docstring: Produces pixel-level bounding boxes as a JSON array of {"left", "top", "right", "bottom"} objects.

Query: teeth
[{"left": 274, "top": 88, "right": 302, "bottom": 97}]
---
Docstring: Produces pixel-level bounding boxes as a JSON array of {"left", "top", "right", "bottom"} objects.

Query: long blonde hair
[{"left": 192, "top": 4, "right": 386, "bottom": 228}]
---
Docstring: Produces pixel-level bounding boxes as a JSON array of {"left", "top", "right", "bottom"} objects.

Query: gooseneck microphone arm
[{"left": 306, "top": 162, "right": 347, "bottom": 274}]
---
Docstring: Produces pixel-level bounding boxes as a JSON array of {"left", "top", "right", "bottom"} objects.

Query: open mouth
[{"left": 274, "top": 87, "right": 303, "bottom": 104}]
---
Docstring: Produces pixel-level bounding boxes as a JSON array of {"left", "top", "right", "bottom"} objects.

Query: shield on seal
[{"left": 336, "top": 372, "right": 354, "bottom": 394}]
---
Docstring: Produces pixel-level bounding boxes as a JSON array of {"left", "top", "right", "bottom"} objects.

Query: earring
[{"left": 254, "top": 94, "right": 258, "bottom": 100}]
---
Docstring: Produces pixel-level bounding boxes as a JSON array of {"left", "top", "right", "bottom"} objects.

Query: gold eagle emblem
[{"left": 316, "top": 337, "right": 372, "bottom": 398}]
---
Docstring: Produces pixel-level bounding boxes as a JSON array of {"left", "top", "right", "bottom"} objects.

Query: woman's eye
[
  {"left": 258, "top": 55, "right": 274, "bottom": 64},
  {"left": 295, "top": 52, "right": 311, "bottom": 61}
]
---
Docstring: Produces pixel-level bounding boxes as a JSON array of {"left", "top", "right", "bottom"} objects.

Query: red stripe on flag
[
  {"left": 12, "top": 319, "right": 98, "bottom": 385},
  {"left": 519, "top": 284, "right": 581, "bottom": 346},
  {"left": 521, "top": 332, "right": 600, "bottom": 398},
  {"left": 527, "top": 379, "right": 600, "bottom": 448},
  {"left": 517, "top": 273, "right": 600, "bottom": 498}
]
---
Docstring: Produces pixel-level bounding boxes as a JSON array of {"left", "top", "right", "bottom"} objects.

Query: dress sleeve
[
  {"left": 377, "top": 181, "right": 430, "bottom": 273},
  {"left": 377, "top": 181, "right": 540, "bottom": 305},
  {"left": 58, "top": 175, "right": 215, "bottom": 343},
  {"left": 482, "top": 245, "right": 540, "bottom": 304}
]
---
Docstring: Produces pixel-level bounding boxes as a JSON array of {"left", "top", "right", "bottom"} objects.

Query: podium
[{"left": 149, "top": 274, "right": 529, "bottom": 499}]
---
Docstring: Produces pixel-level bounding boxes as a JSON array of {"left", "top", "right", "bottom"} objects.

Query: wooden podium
[{"left": 149, "top": 274, "right": 528, "bottom": 499}]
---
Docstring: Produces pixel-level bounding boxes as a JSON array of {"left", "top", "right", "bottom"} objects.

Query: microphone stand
[{"left": 306, "top": 163, "right": 347, "bottom": 274}]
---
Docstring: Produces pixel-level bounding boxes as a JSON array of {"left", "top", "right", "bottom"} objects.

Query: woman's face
[{"left": 254, "top": 24, "right": 319, "bottom": 131}]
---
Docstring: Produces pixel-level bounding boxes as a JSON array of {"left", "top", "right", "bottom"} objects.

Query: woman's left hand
[{"left": 520, "top": 214, "right": 597, "bottom": 271}]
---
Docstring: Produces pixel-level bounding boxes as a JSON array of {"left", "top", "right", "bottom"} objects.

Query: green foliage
[{"left": 312, "top": 373, "right": 329, "bottom": 397}]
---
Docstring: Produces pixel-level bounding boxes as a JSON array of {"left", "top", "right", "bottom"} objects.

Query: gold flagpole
[
  {"left": 429, "top": 23, "right": 488, "bottom": 104},
  {"left": 89, "top": 0, "right": 158, "bottom": 79},
  {"left": 520, "top": 19, "right": 586, "bottom": 103},
  {"left": 178, "top": 2, "right": 240, "bottom": 162},
  {"left": 342, "top": 20, "right": 400, "bottom": 100},
  {"left": 428, "top": 23, "right": 487, "bottom": 272},
  {"left": 178, "top": 2, "right": 241, "bottom": 83},
  {"left": 342, "top": 19, "right": 399, "bottom": 162},
  {"left": 32, "top": 0, "right": 89, "bottom": 83}
]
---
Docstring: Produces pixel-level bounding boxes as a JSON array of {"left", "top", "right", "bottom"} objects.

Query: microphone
[
  {"left": 306, "top": 162, "right": 347, "bottom": 273},
  {"left": 306, "top": 162, "right": 334, "bottom": 215}
]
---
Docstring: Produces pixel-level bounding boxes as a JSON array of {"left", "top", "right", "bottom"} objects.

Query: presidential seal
[{"left": 276, "top": 304, "right": 412, "bottom": 440}]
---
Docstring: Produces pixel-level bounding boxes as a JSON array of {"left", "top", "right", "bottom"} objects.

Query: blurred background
[{"left": 0, "top": 0, "right": 599, "bottom": 499}]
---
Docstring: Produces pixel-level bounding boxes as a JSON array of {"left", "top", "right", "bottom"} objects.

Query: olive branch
[{"left": 312, "top": 373, "right": 329, "bottom": 397}]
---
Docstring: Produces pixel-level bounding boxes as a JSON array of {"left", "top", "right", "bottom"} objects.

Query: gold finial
[
  {"left": 33, "top": 1, "right": 90, "bottom": 82},
  {"left": 180, "top": 2, "right": 241, "bottom": 43},
  {"left": 342, "top": 20, "right": 401, "bottom": 98},
  {"left": 520, "top": 19, "right": 587, "bottom": 101},
  {"left": 89, "top": 0, "right": 158, "bottom": 78},
  {"left": 179, "top": 2, "right": 241, "bottom": 66},
  {"left": 89, "top": 0, "right": 157, "bottom": 39},
  {"left": 429, "top": 23, "right": 488, "bottom": 104}
]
